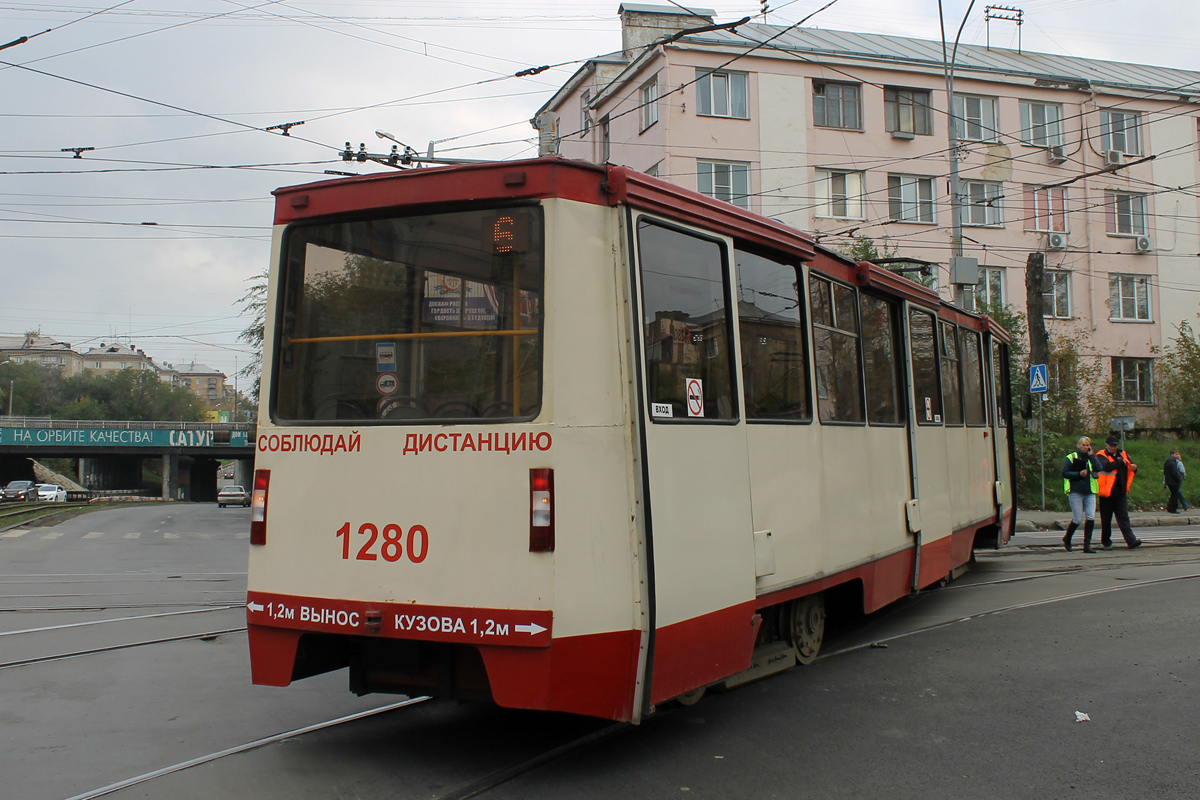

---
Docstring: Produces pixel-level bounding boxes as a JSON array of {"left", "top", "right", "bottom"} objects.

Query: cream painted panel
[
  {"left": 911, "top": 423, "right": 953, "bottom": 544},
  {"left": 944, "top": 427, "right": 995, "bottom": 528},
  {"left": 644, "top": 425, "right": 756, "bottom": 627},
  {"left": 748, "top": 424, "right": 910, "bottom": 594}
]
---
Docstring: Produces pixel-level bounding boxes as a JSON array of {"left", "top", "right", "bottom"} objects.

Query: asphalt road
[{"left": 1, "top": 505, "right": 1197, "bottom": 800}]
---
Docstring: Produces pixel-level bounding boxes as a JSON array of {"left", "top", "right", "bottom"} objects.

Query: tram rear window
[{"left": 272, "top": 207, "right": 544, "bottom": 423}]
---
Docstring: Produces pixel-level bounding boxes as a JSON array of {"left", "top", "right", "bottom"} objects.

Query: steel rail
[
  {"left": 0, "top": 626, "right": 247, "bottom": 671},
  {"left": 0, "top": 605, "right": 241, "bottom": 638}
]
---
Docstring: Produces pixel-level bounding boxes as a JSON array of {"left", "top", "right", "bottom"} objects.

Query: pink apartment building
[{"left": 538, "top": 4, "right": 1200, "bottom": 418}]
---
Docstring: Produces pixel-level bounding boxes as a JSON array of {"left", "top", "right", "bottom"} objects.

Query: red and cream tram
[{"left": 246, "top": 158, "right": 1015, "bottom": 723}]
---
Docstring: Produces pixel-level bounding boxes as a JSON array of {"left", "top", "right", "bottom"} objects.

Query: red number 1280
[{"left": 336, "top": 522, "right": 428, "bottom": 563}]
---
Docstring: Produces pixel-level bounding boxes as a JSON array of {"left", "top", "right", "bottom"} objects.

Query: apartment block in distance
[{"left": 538, "top": 4, "right": 1200, "bottom": 419}]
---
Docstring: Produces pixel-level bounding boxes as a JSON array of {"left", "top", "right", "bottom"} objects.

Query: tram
[{"left": 246, "top": 158, "right": 1015, "bottom": 723}]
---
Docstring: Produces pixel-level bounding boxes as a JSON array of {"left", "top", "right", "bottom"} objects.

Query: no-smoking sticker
[{"left": 685, "top": 378, "right": 704, "bottom": 418}]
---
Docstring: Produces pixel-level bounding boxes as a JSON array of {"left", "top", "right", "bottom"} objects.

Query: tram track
[
  {"left": 41, "top": 564, "right": 1200, "bottom": 800},
  {"left": 0, "top": 625, "right": 247, "bottom": 671}
]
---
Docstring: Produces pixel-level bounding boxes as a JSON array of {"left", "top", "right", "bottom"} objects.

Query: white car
[{"left": 36, "top": 484, "right": 67, "bottom": 502}]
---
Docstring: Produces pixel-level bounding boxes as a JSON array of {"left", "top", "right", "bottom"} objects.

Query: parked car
[
  {"left": 2, "top": 480, "right": 39, "bottom": 502},
  {"left": 36, "top": 484, "right": 67, "bottom": 502},
  {"left": 217, "top": 485, "right": 250, "bottom": 508}
]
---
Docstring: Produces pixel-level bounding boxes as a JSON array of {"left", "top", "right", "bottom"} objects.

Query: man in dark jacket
[
  {"left": 1164, "top": 449, "right": 1189, "bottom": 514},
  {"left": 1095, "top": 435, "right": 1143, "bottom": 550},
  {"left": 1061, "top": 436, "right": 1099, "bottom": 552}
]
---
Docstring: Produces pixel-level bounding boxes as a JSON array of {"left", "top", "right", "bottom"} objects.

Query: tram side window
[
  {"left": 962, "top": 330, "right": 987, "bottom": 425},
  {"left": 637, "top": 219, "right": 737, "bottom": 421},
  {"left": 909, "top": 309, "right": 942, "bottom": 424},
  {"left": 991, "top": 340, "right": 1009, "bottom": 427},
  {"left": 939, "top": 321, "right": 964, "bottom": 426},
  {"left": 809, "top": 276, "right": 864, "bottom": 423},
  {"left": 859, "top": 294, "right": 903, "bottom": 425},
  {"left": 736, "top": 248, "right": 810, "bottom": 421}
]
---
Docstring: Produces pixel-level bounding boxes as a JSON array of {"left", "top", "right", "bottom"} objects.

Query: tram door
[
  {"left": 632, "top": 218, "right": 757, "bottom": 705},
  {"left": 904, "top": 305, "right": 954, "bottom": 585},
  {"left": 989, "top": 337, "right": 1015, "bottom": 544}
]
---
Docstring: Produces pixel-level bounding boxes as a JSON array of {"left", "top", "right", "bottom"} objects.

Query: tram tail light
[
  {"left": 529, "top": 468, "right": 554, "bottom": 552},
  {"left": 250, "top": 469, "right": 271, "bottom": 545}
]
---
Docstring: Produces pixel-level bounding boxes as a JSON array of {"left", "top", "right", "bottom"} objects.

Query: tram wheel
[
  {"left": 788, "top": 593, "right": 826, "bottom": 665},
  {"left": 675, "top": 687, "right": 705, "bottom": 706}
]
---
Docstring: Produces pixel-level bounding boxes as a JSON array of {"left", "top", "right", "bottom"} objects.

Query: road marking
[
  {"left": 41, "top": 532, "right": 63, "bottom": 539},
  {"left": 123, "top": 532, "right": 141, "bottom": 539},
  {"left": 1, "top": 530, "right": 28, "bottom": 538},
  {"left": 83, "top": 532, "right": 105, "bottom": 539},
  {"left": 164, "top": 532, "right": 179, "bottom": 539}
]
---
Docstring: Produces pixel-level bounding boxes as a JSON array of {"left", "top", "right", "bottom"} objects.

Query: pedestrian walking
[
  {"left": 1094, "top": 435, "right": 1143, "bottom": 550},
  {"left": 1061, "top": 436, "right": 1100, "bottom": 552},
  {"left": 1163, "top": 449, "right": 1190, "bottom": 514}
]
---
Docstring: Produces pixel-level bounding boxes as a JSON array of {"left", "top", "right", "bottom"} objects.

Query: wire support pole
[{"left": 939, "top": 0, "right": 977, "bottom": 309}]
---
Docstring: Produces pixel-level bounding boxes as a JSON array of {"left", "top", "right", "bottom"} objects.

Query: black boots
[
  {"left": 1082, "top": 519, "right": 1096, "bottom": 553},
  {"left": 1062, "top": 522, "right": 1077, "bottom": 551}
]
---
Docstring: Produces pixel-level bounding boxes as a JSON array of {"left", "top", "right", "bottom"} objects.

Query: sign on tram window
[{"left": 637, "top": 219, "right": 737, "bottom": 421}]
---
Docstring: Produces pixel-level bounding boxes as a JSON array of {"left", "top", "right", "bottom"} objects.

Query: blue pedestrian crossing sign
[{"left": 1029, "top": 364, "right": 1048, "bottom": 394}]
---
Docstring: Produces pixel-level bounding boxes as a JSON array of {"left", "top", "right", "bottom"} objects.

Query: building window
[
  {"left": 1109, "top": 275, "right": 1151, "bottom": 321},
  {"left": 697, "top": 160, "right": 750, "bottom": 209},
  {"left": 599, "top": 115, "right": 610, "bottom": 162},
  {"left": 968, "top": 266, "right": 1004, "bottom": 311},
  {"left": 645, "top": 161, "right": 660, "bottom": 178},
  {"left": 951, "top": 95, "right": 998, "bottom": 141},
  {"left": 1106, "top": 191, "right": 1147, "bottom": 235},
  {"left": 888, "top": 174, "right": 934, "bottom": 222},
  {"left": 1025, "top": 185, "right": 1067, "bottom": 231},
  {"left": 1112, "top": 358, "right": 1152, "bottom": 403},
  {"left": 963, "top": 180, "right": 1003, "bottom": 226},
  {"left": 94, "top": 361, "right": 102, "bottom": 368},
  {"left": 696, "top": 69, "right": 748, "bottom": 119},
  {"left": 813, "top": 81, "right": 861, "bottom": 129},
  {"left": 884, "top": 87, "right": 932, "bottom": 135},
  {"left": 1101, "top": 109, "right": 1140, "bottom": 155},
  {"left": 1019, "top": 101, "right": 1062, "bottom": 147},
  {"left": 815, "top": 169, "right": 864, "bottom": 219},
  {"left": 640, "top": 76, "right": 658, "bottom": 131},
  {"left": 1043, "top": 270, "right": 1070, "bottom": 318},
  {"left": 580, "top": 89, "right": 591, "bottom": 136}
]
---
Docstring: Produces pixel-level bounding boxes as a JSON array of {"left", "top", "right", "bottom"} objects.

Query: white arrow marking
[
  {"left": 514, "top": 622, "right": 546, "bottom": 635},
  {"left": 247, "top": 602, "right": 264, "bottom": 612}
]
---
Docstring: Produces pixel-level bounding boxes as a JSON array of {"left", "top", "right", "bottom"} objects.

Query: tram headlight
[
  {"left": 529, "top": 468, "right": 554, "bottom": 552},
  {"left": 250, "top": 469, "right": 271, "bottom": 545}
]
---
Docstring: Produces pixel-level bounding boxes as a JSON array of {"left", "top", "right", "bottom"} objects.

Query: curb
[{"left": 1015, "top": 514, "right": 1200, "bottom": 532}]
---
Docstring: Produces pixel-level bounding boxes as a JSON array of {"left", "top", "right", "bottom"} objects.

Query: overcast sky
[{"left": 1, "top": 0, "right": 1195, "bottom": 388}]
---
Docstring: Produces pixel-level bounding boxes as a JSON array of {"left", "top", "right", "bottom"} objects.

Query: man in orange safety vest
[{"left": 1093, "top": 435, "right": 1143, "bottom": 550}]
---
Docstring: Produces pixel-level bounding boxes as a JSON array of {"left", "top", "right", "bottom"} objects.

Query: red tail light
[
  {"left": 250, "top": 469, "right": 271, "bottom": 545},
  {"left": 529, "top": 468, "right": 554, "bottom": 552}
]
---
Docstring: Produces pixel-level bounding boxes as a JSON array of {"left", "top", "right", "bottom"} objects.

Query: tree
[
  {"left": 236, "top": 269, "right": 269, "bottom": 402},
  {"left": 1155, "top": 321, "right": 1200, "bottom": 431}
]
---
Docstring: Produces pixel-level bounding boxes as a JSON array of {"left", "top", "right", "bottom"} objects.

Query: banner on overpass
[{"left": 1, "top": 427, "right": 249, "bottom": 448}]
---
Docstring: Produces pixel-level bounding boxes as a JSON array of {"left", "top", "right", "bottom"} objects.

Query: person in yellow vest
[
  {"left": 1060, "top": 436, "right": 1100, "bottom": 552},
  {"left": 1094, "top": 435, "right": 1143, "bottom": 550}
]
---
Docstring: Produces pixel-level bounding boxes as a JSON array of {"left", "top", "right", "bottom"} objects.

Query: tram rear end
[{"left": 247, "top": 163, "right": 649, "bottom": 721}]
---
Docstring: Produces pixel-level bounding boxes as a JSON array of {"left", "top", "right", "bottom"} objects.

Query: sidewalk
[{"left": 1015, "top": 508, "right": 1200, "bottom": 532}]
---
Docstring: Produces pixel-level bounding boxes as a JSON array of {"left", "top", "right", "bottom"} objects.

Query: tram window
[
  {"left": 940, "top": 321, "right": 964, "bottom": 425},
  {"left": 809, "top": 276, "right": 864, "bottom": 423},
  {"left": 962, "top": 329, "right": 987, "bottom": 425},
  {"left": 273, "top": 206, "right": 544, "bottom": 423},
  {"left": 991, "top": 340, "right": 1008, "bottom": 427},
  {"left": 859, "top": 294, "right": 903, "bottom": 425},
  {"left": 735, "top": 248, "right": 810, "bottom": 422},
  {"left": 637, "top": 219, "right": 737, "bottom": 421},
  {"left": 909, "top": 309, "right": 942, "bottom": 424}
]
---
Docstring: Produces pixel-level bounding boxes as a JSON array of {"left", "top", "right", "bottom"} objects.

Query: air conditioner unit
[
  {"left": 1048, "top": 145, "right": 1068, "bottom": 164},
  {"left": 1047, "top": 232, "right": 1068, "bottom": 251},
  {"left": 1104, "top": 149, "right": 1124, "bottom": 168},
  {"left": 1134, "top": 235, "right": 1153, "bottom": 253}
]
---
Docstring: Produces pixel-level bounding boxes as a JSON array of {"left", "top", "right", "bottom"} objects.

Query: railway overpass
[{"left": 0, "top": 418, "right": 255, "bottom": 502}]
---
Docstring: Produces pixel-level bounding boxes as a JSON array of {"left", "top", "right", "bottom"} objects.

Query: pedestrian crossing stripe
[{"left": 1029, "top": 364, "right": 1048, "bottom": 393}]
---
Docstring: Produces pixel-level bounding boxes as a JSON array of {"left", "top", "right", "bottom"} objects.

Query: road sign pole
[{"left": 1039, "top": 394, "right": 1045, "bottom": 511}]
